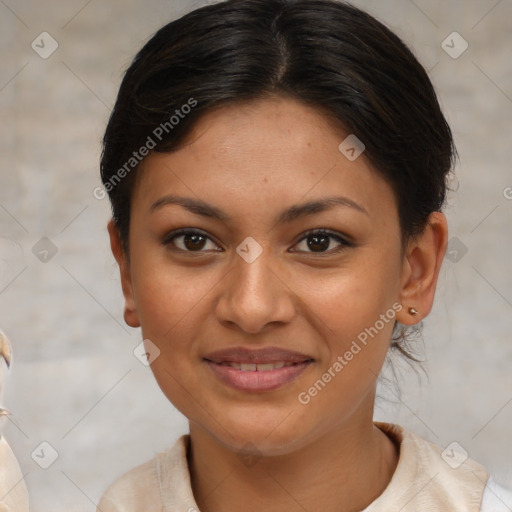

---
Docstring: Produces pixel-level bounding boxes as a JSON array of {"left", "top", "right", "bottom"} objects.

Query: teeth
[
  {"left": 256, "top": 363, "right": 275, "bottom": 371},
  {"left": 224, "top": 361, "right": 297, "bottom": 371}
]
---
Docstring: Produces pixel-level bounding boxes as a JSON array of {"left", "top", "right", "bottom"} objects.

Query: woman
[{"left": 96, "top": 0, "right": 511, "bottom": 510}]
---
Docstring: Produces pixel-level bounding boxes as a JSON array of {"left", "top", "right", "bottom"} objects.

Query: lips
[
  {"left": 203, "top": 346, "right": 314, "bottom": 392},
  {"left": 203, "top": 346, "right": 314, "bottom": 365},
  {"left": 217, "top": 361, "right": 297, "bottom": 371}
]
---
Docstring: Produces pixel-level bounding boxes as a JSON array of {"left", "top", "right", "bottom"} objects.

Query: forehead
[
  {"left": 133, "top": 97, "right": 397, "bottom": 225},
  {"left": 173, "top": 96, "right": 353, "bottom": 173}
]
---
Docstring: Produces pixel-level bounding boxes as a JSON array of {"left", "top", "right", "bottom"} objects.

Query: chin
[{"left": 205, "top": 415, "right": 312, "bottom": 457}]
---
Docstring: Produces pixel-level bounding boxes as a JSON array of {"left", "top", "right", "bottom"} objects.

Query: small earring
[{"left": 408, "top": 307, "right": 419, "bottom": 316}]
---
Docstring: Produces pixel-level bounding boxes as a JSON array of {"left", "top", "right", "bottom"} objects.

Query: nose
[{"left": 214, "top": 243, "right": 296, "bottom": 334}]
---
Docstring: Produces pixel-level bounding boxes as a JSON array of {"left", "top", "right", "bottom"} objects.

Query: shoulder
[
  {"left": 96, "top": 435, "right": 190, "bottom": 512},
  {"left": 373, "top": 422, "right": 490, "bottom": 511},
  {"left": 480, "top": 475, "right": 512, "bottom": 512},
  {"left": 96, "top": 454, "right": 162, "bottom": 512}
]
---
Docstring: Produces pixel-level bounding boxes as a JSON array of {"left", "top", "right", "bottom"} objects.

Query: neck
[{"left": 188, "top": 410, "right": 398, "bottom": 512}]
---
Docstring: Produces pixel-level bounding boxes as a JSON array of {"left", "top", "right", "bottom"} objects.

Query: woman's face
[{"left": 114, "top": 97, "right": 414, "bottom": 455}]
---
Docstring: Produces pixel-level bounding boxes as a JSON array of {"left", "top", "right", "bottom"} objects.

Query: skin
[{"left": 108, "top": 96, "right": 448, "bottom": 512}]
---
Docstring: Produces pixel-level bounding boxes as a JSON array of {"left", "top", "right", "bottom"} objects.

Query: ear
[
  {"left": 396, "top": 212, "right": 448, "bottom": 325},
  {"left": 107, "top": 219, "right": 140, "bottom": 328}
]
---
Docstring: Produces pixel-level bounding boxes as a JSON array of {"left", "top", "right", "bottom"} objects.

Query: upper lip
[{"left": 203, "top": 346, "right": 314, "bottom": 364}]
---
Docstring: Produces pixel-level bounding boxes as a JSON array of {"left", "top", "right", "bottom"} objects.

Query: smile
[
  {"left": 205, "top": 359, "right": 313, "bottom": 392},
  {"left": 215, "top": 361, "right": 298, "bottom": 371}
]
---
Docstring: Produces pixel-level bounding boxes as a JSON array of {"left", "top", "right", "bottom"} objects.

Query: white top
[
  {"left": 97, "top": 422, "right": 511, "bottom": 511},
  {"left": 480, "top": 475, "right": 512, "bottom": 511}
]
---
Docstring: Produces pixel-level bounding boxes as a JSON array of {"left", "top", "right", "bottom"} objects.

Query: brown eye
[
  {"left": 162, "top": 229, "right": 221, "bottom": 252},
  {"left": 292, "top": 229, "right": 354, "bottom": 254}
]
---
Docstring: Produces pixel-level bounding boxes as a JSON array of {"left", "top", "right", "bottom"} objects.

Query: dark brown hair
[{"left": 100, "top": 0, "right": 455, "bottom": 364}]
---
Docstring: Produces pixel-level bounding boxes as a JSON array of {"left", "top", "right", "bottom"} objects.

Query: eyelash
[{"left": 161, "top": 228, "right": 355, "bottom": 255}]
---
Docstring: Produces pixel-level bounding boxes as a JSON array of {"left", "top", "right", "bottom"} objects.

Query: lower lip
[{"left": 205, "top": 360, "right": 313, "bottom": 392}]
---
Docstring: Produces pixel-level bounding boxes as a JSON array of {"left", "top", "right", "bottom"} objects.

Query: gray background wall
[{"left": 0, "top": 0, "right": 511, "bottom": 510}]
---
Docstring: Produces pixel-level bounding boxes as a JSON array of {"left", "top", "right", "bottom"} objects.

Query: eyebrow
[{"left": 149, "top": 194, "right": 369, "bottom": 224}]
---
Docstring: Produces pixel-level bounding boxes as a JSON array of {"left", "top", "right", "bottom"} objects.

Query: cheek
[
  {"left": 293, "top": 278, "right": 398, "bottom": 426},
  {"left": 131, "top": 259, "right": 211, "bottom": 414},
  {"left": 296, "top": 255, "right": 400, "bottom": 383},
  {"left": 131, "top": 247, "right": 215, "bottom": 338},
  {"left": 301, "top": 255, "right": 399, "bottom": 335}
]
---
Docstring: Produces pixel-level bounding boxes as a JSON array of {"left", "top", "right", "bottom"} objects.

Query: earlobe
[
  {"left": 107, "top": 219, "right": 141, "bottom": 328},
  {"left": 396, "top": 212, "right": 448, "bottom": 325}
]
